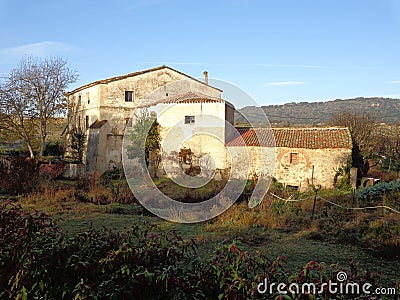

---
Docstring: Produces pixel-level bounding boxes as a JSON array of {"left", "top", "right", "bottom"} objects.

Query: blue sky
[{"left": 0, "top": 0, "right": 399, "bottom": 107}]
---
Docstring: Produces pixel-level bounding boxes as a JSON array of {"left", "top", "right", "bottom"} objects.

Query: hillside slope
[{"left": 236, "top": 97, "right": 400, "bottom": 126}]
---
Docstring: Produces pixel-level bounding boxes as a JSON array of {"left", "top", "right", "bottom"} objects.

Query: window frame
[
  {"left": 125, "top": 91, "right": 134, "bottom": 102},
  {"left": 184, "top": 115, "right": 195, "bottom": 125},
  {"left": 289, "top": 152, "right": 299, "bottom": 164}
]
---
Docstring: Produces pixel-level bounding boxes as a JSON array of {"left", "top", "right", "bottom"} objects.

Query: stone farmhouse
[
  {"left": 65, "top": 65, "right": 352, "bottom": 190},
  {"left": 65, "top": 65, "right": 234, "bottom": 174}
]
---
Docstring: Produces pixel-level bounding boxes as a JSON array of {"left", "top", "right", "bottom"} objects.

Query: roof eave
[{"left": 66, "top": 65, "right": 223, "bottom": 96}]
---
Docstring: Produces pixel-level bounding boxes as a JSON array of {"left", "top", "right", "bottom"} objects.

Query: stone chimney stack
[{"left": 203, "top": 71, "right": 208, "bottom": 85}]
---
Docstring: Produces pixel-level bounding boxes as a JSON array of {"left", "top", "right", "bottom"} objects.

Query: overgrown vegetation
[
  {"left": 0, "top": 156, "right": 39, "bottom": 194},
  {"left": 126, "top": 109, "right": 161, "bottom": 171},
  {"left": 1, "top": 201, "right": 397, "bottom": 299},
  {"left": 356, "top": 179, "right": 400, "bottom": 205},
  {"left": 70, "top": 127, "right": 86, "bottom": 163},
  {"left": 0, "top": 161, "right": 399, "bottom": 298}
]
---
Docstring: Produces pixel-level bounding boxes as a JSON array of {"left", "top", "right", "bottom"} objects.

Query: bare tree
[
  {"left": 329, "top": 112, "right": 376, "bottom": 158},
  {"left": 0, "top": 82, "right": 38, "bottom": 157},
  {"left": 373, "top": 123, "right": 400, "bottom": 170},
  {"left": 0, "top": 57, "right": 78, "bottom": 157}
]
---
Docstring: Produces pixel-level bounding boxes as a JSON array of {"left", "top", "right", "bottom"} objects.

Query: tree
[
  {"left": 70, "top": 127, "right": 86, "bottom": 163},
  {"left": 329, "top": 112, "right": 376, "bottom": 158},
  {"left": 330, "top": 112, "right": 377, "bottom": 177},
  {"left": 372, "top": 123, "right": 400, "bottom": 172},
  {"left": 126, "top": 110, "right": 160, "bottom": 172},
  {"left": 0, "top": 57, "right": 78, "bottom": 158}
]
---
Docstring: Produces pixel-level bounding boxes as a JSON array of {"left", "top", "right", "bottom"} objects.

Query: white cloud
[
  {"left": 0, "top": 41, "right": 79, "bottom": 59},
  {"left": 264, "top": 81, "right": 305, "bottom": 86},
  {"left": 387, "top": 80, "right": 400, "bottom": 84}
]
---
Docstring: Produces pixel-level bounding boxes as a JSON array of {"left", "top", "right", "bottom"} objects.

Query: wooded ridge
[{"left": 236, "top": 97, "right": 400, "bottom": 126}]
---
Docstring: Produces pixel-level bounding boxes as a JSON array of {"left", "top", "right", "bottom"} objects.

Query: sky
[{"left": 0, "top": 0, "right": 399, "bottom": 107}]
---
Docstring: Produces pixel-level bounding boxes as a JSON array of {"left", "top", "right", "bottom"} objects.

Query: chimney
[{"left": 203, "top": 71, "right": 208, "bottom": 85}]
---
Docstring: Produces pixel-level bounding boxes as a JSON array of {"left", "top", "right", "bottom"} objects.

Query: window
[
  {"left": 290, "top": 152, "right": 299, "bottom": 164},
  {"left": 85, "top": 116, "right": 89, "bottom": 130},
  {"left": 185, "top": 115, "right": 195, "bottom": 124},
  {"left": 87, "top": 92, "right": 90, "bottom": 104},
  {"left": 125, "top": 91, "right": 133, "bottom": 102}
]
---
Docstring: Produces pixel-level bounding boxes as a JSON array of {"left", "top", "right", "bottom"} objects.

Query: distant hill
[
  {"left": 236, "top": 97, "right": 400, "bottom": 126},
  {"left": 0, "top": 117, "right": 67, "bottom": 152}
]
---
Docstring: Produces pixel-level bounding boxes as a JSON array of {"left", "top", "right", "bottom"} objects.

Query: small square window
[
  {"left": 125, "top": 91, "right": 133, "bottom": 102},
  {"left": 290, "top": 153, "right": 299, "bottom": 164},
  {"left": 185, "top": 115, "right": 195, "bottom": 124}
]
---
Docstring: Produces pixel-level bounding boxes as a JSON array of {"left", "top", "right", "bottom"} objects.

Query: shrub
[
  {"left": 0, "top": 156, "right": 40, "bottom": 194},
  {"left": 38, "top": 161, "right": 65, "bottom": 180},
  {"left": 362, "top": 219, "right": 400, "bottom": 258},
  {"left": 202, "top": 242, "right": 288, "bottom": 299},
  {"left": 356, "top": 179, "right": 400, "bottom": 206},
  {"left": 42, "top": 142, "right": 64, "bottom": 157},
  {"left": 99, "top": 167, "right": 125, "bottom": 186},
  {"left": 0, "top": 201, "right": 62, "bottom": 296},
  {"left": 0, "top": 203, "right": 200, "bottom": 299},
  {"left": 0, "top": 202, "right": 392, "bottom": 299}
]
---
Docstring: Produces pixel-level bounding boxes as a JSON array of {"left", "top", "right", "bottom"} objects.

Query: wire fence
[{"left": 268, "top": 191, "right": 400, "bottom": 214}]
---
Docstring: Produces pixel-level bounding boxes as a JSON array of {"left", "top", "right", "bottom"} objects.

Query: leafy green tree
[
  {"left": 70, "top": 127, "right": 86, "bottom": 163},
  {"left": 127, "top": 110, "right": 160, "bottom": 168}
]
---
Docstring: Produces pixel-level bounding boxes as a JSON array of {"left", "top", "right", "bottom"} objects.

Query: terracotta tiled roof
[
  {"left": 136, "top": 91, "right": 224, "bottom": 108},
  {"left": 66, "top": 65, "right": 222, "bottom": 95},
  {"left": 227, "top": 127, "right": 352, "bottom": 149}
]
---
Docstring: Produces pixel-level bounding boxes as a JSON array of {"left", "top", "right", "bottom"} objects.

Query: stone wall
[
  {"left": 150, "top": 101, "right": 228, "bottom": 177},
  {"left": 67, "top": 67, "right": 223, "bottom": 174},
  {"left": 275, "top": 147, "right": 351, "bottom": 191},
  {"left": 228, "top": 146, "right": 351, "bottom": 191}
]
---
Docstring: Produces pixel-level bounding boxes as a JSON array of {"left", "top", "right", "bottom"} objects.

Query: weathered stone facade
[
  {"left": 227, "top": 128, "right": 352, "bottom": 191},
  {"left": 65, "top": 65, "right": 231, "bottom": 174},
  {"left": 274, "top": 147, "right": 350, "bottom": 190},
  {"left": 66, "top": 66, "right": 352, "bottom": 190}
]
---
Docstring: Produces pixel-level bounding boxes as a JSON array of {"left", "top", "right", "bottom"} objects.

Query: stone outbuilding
[{"left": 227, "top": 127, "right": 353, "bottom": 191}]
